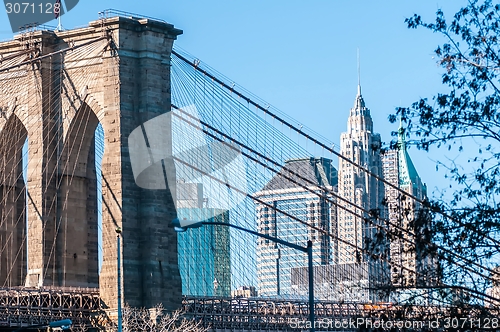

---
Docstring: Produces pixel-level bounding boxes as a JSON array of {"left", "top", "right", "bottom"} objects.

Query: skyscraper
[
  {"left": 176, "top": 183, "right": 231, "bottom": 297},
  {"left": 337, "top": 85, "right": 386, "bottom": 262},
  {"left": 332, "top": 84, "right": 389, "bottom": 302},
  {"left": 281, "top": 86, "right": 389, "bottom": 302},
  {"left": 254, "top": 158, "right": 337, "bottom": 298},
  {"left": 382, "top": 123, "right": 438, "bottom": 290},
  {"left": 177, "top": 208, "right": 231, "bottom": 297}
]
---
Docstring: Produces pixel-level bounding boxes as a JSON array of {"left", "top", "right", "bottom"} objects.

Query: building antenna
[
  {"left": 357, "top": 48, "right": 361, "bottom": 89},
  {"left": 356, "top": 48, "right": 362, "bottom": 97}
]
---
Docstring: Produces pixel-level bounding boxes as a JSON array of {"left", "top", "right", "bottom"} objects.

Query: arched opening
[
  {"left": 57, "top": 102, "right": 100, "bottom": 287},
  {"left": 0, "top": 114, "right": 27, "bottom": 287}
]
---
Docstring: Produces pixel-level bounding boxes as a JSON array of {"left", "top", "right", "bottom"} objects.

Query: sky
[{"left": 0, "top": 0, "right": 465, "bottom": 199}]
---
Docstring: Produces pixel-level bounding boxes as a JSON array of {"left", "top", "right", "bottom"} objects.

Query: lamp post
[
  {"left": 173, "top": 218, "right": 315, "bottom": 332},
  {"left": 116, "top": 227, "right": 122, "bottom": 332}
]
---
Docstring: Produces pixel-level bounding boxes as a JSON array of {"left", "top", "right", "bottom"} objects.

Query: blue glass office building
[{"left": 177, "top": 208, "right": 231, "bottom": 297}]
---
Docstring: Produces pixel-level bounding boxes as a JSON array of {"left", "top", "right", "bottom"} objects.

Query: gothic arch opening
[
  {"left": 57, "top": 101, "right": 101, "bottom": 287},
  {"left": 0, "top": 114, "right": 27, "bottom": 287}
]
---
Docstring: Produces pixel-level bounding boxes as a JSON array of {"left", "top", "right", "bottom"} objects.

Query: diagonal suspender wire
[
  {"left": 172, "top": 48, "right": 496, "bottom": 304},
  {"left": 0, "top": 38, "right": 109, "bottom": 285},
  {"left": 171, "top": 105, "right": 500, "bottom": 305},
  {"left": 171, "top": 48, "right": 500, "bottom": 254}
]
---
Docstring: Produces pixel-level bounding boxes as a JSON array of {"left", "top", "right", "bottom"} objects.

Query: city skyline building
[
  {"left": 382, "top": 122, "right": 439, "bottom": 303},
  {"left": 254, "top": 157, "right": 337, "bottom": 298},
  {"left": 337, "top": 84, "right": 385, "bottom": 264},
  {"left": 176, "top": 183, "right": 231, "bottom": 297},
  {"left": 177, "top": 207, "right": 231, "bottom": 297},
  {"left": 254, "top": 84, "right": 436, "bottom": 303},
  {"left": 334, "top": 84, "right": 389, "bottom": 302},
  {"left": 232, "top": 285, "right": 258, "bottom": 298},
  {"left": 486, "top": 266, "right": 500, "bottom": 307}
]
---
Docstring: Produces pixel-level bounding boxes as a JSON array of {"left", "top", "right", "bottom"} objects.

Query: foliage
[
  {"left": 103, "top": 305, "right": 208, "bottom": 332},
  {"left": 391, "top": 0, "right": 500, "bottom": 297}
]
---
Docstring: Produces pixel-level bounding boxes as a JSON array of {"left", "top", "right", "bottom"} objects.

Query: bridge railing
[{"left": 97, "top": 9, "right": 168, "bottom": 24}]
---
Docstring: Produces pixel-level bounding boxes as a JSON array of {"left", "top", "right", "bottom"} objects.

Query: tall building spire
[
  {"left": 357, "top": 48, "right": 361, "bottom": 93},
  {"left": 347, "top": 48, "right": 372, "bottom": 133},
  {"left": 353, "top": 88, "right": 365, "bottom": 109},
  {"left": 354, "top": 48, "right": 365, "bottom": 109},
  {"left": 398, "top": 117, "right": 405, "bottom": 147},
  {"left": 338, "top": 56, "right": 385, "bottom": 293}
]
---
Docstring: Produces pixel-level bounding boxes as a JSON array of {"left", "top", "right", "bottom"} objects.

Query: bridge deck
[
  {"left": 0, "top": 289, "right": 498, "bottom": 331},
  {"left": 182, "top": 296, "right": 500, "bottom": 331}
]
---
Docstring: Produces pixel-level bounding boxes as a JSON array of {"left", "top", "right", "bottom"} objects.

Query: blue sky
[{"left": 0, "top": 0, "right": 464, "bottom": 198}]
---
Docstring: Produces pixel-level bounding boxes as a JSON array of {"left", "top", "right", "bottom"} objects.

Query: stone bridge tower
[{"left": 0, "top": 17, "right": 182, "bottom": 311}]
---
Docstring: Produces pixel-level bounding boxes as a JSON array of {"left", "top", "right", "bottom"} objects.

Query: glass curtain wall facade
[
  {"left": 254, "top": 157, "right": 337, "bottom": 298},
  {"left": 177, "top": 208, "right": 231, "bottom": 297}
]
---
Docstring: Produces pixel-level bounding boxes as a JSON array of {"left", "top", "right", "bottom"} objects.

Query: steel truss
[
  {"left": 0, "top": 291, "right": 499, "bottom": 331},
  {"left": 183, "top": 296, "right": 500, "bottom": 331},
  {"left": 0, "top": 287, "right": 100, "bottom": 329}
]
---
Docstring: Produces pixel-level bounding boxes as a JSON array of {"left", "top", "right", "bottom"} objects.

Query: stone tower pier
[{"left": 0, "top": 16, "right": 183, "bottom": 311}]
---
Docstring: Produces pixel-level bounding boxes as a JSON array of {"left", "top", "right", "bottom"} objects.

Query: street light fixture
[{"left": 173, "top": 218, "right": 316, "bottom": 332}]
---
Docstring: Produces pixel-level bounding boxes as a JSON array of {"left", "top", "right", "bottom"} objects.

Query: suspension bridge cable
[
  {"left": 171, "top": 49, "right": 500, "bottom": 253},
  {"left": 169, "top": 121, "right": 500, "bottom": 306},
  {"left": 170, "top": 51, "right": 498, "bottom": 303},
  {"left": 171, "top": 105, "right": 499, "bottom": 291},
  {"left": 170, "top": 57, "right": 498, "bottom": 284}
]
